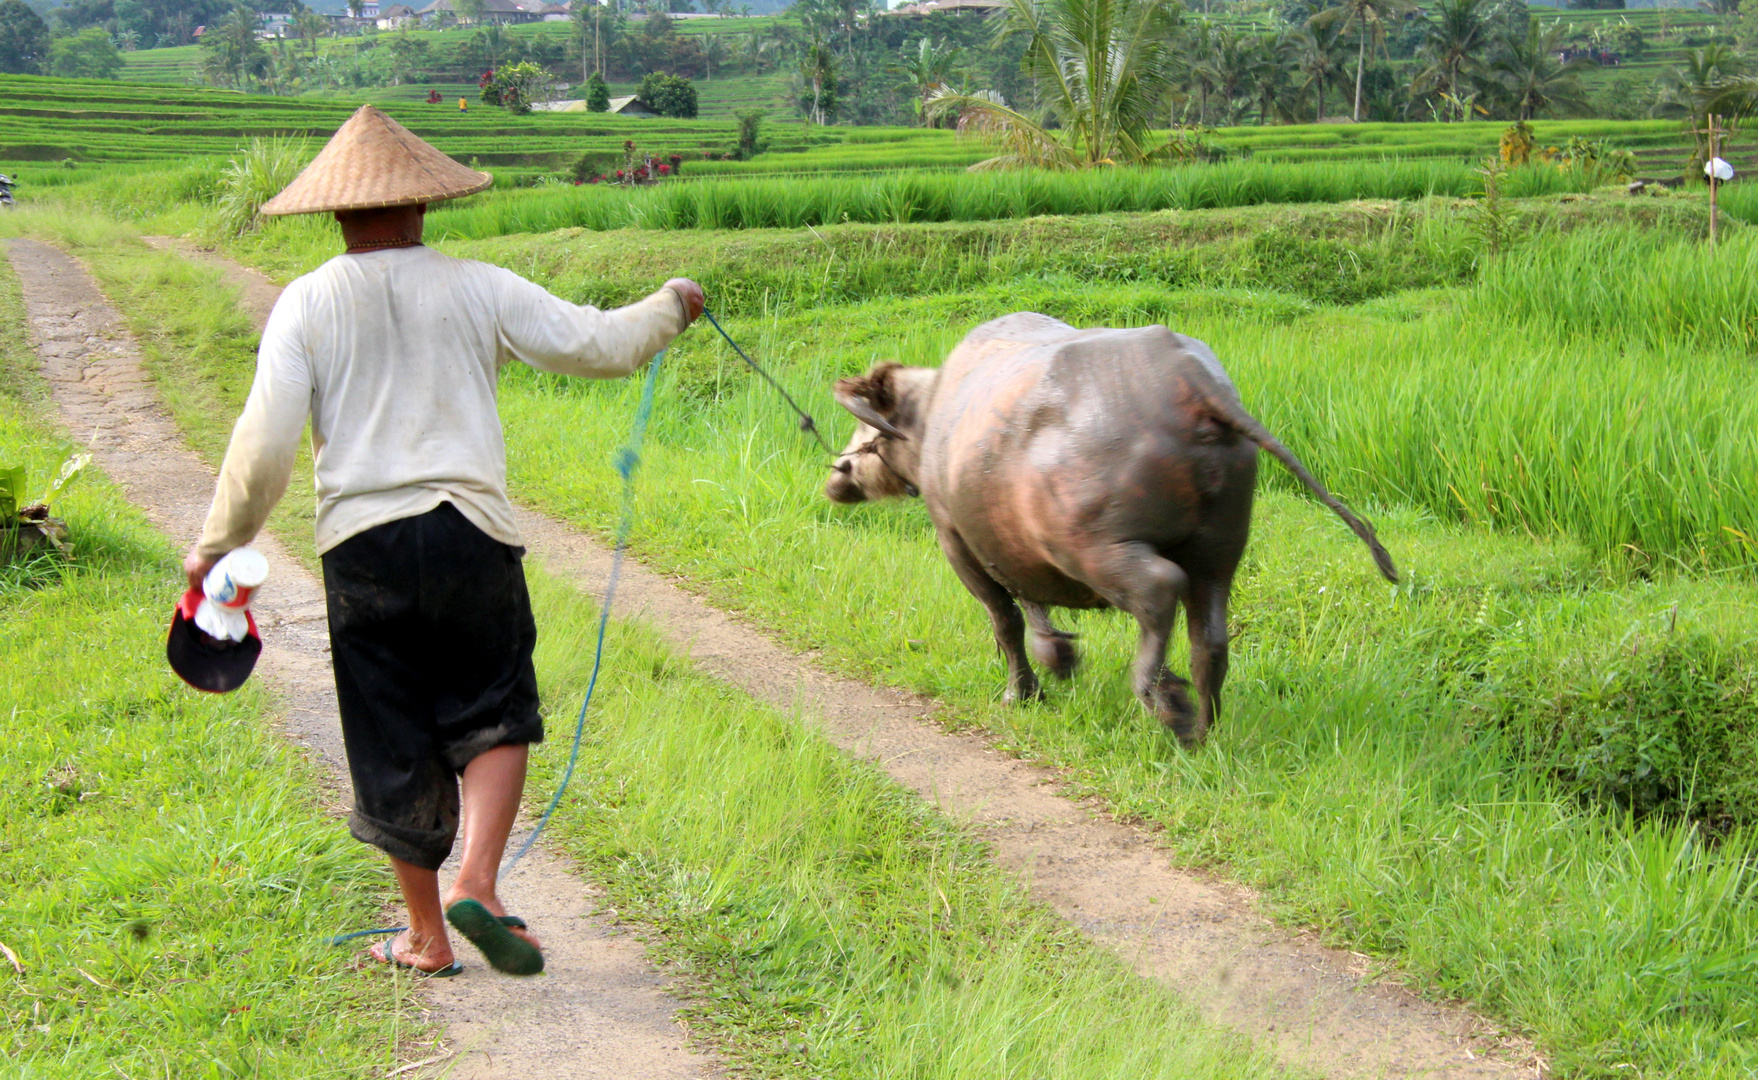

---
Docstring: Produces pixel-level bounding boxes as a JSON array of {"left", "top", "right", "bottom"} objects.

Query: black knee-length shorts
[{"left": 321, "top": 501, "right": 543, "bottom": 870}]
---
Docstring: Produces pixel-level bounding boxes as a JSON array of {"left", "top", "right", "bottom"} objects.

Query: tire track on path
[
  {"left": 6, "top": 238, "right": 719, "bottom": 1080},
  {"left": 152, "top": 238, "right": 1537, "bottom": 1080}
]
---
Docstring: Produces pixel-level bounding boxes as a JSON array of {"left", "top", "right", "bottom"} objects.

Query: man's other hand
[
  {"left": 184, "top": 547, "right": 218, "bottom": 593},
  {"left": 665, "top": 278, "right": 705, "bottom": 324}
]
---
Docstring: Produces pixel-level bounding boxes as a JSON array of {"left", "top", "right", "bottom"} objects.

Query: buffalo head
[{"left": 824, "top": 363, "right": 934, "bottom": 504}]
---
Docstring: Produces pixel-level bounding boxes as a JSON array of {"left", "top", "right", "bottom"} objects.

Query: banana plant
[{"left": 1, "top": 452, "right": 90, "bottom": 559}]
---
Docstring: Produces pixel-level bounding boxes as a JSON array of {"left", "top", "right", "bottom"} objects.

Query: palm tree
[
  {"left": 292, "top": 4, "right": 328, "bottom": 56},
  {"left": 1199, "top": 27, "right": 1258, "bottom": 126},
  {"left": 1292, "top": 24, "right": 1346, "bottom": 122},
  {"left": 735, "top": 32, "right": 771, "bottom": 73},
  {"left": 927, "top": 0, "right": 1182, "bottom": 169},
  {"left": 201, "top": 5, "right": 269, "bottom": 89},
  {"left": 700, "top": 31, "right": 727, "bottom": 81},
  {"left": 1254, "top": 28, "right": 1298, "bottom": 125},
  {"left": 1411, "top": 0, "right": 1490, "bottom": 121},
  {"left": 893, "top": 37, "right": 962, "bottom": 125},
  {"left": 1492, "top": 19, "right": 1589, "bottom": 121},
  {"left": 1308, "top": 0, "right": 1417, "bottom": 122},
  {"left": 1653, "top": 46, "right": 1747, "bottom": 171},
  {"left": 799, "top": 34, "right": 837, "bottom": 125},
  {"left": 1181, "top": 18, "right": 1219, "bottom": 125}
]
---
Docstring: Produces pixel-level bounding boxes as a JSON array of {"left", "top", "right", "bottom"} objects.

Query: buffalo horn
[{"left": 834, "top": 388, "right": 909, "bottom": 441}]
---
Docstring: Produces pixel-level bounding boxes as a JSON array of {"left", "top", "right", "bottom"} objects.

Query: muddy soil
[
  {"left": 134, "top": 238, "right": 1537, "bottom": 1079},
  {"left": 5, "top": 238, "right": 718, "bottom": 1080}
]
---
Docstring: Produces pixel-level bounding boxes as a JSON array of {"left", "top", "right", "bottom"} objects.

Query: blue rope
[
  {"left": 327, "top": 349, "right": 665, "bottom": 948},
  {"left": 503, "top": 346, "right": 664, "bottom": 871}
]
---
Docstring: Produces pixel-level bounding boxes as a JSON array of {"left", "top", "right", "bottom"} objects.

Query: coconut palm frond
[
  {"left": 996, "top": 0, "right": 1180, "bottom": 166},
  {"left": 926, "top": 88, "right": 1083, "bottom": 170},
  {"left": 1700, "top": 75, "right": 1758, "bottom": 122}
]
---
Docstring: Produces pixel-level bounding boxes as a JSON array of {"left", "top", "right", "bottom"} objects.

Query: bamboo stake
[{"left": 1709, "top": 114, "right": 1721, "bottom": 248}]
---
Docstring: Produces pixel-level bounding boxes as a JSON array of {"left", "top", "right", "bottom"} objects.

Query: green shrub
[
  {"left": 1494, "top": 621, "right": 1758, "bottom": 826},
  {"left": 735, "top": 107, "right": 766, "bottom": 161},
  {"left": 213, "top": 136, "right": 310, "bottom": 237},
  {"left": 638, "top": 72, "right": 698, "bottom": 119}
]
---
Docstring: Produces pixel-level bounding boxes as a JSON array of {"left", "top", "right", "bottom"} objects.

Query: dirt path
[
  {"left": 144, "top": 238, "right": 1536, "bottom": 1080},
  {"left": 5, "top": 238, "right": 718, "bottom": 1080}
]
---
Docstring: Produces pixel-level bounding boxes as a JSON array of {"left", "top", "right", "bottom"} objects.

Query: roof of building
[
  {"left": 885, "top": 0, "right": 1003, "bottom": 13},
  {"left": 607, "top": 96, "right": 658, "bottom": 115},
  {"left": 419, "top": 0, "right": 551, "bottom": 13}
]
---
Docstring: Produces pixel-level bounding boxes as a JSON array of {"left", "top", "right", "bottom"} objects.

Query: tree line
[{"left": 6, "top": 0, "right": 1758, "bottom": 162}]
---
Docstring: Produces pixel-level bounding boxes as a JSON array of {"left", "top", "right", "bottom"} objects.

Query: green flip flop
[{"left": 445, "top": 899, "right": 544, "bottom": 976}]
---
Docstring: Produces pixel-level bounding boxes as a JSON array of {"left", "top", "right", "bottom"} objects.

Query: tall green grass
[
  {"left": 426, "top": 160, "right": 1591, "bottom": 236},
  {"left": 1475, "top": 225, "right": 1758, "bottom": 353},
  {"left": 212, "top": 136, "right": 311, "bottom": 237}
]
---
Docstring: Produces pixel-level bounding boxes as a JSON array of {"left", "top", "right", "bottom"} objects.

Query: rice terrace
[{"left": 2, "top": 0, "right": 1758, "bottom": 1075}]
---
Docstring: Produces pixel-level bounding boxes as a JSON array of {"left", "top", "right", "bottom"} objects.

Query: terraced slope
[{"left": 0, "top": 74, "right": 830, "bottom": 169}]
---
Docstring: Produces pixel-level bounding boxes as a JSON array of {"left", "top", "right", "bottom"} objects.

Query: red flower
[
  {"left": 573, "top": 179, "right": 582, "bottom": 185},
  {"left": 615, "top": 170, "right": 624, "bottom": 178},
  {"left": 658, "top": 163, "right": 670, "bottom": 175}
]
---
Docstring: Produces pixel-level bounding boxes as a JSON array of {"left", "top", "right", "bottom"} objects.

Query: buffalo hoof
[
  {"left": 1030, "top": 631, "right": 1080, "bottom": 680},
  {"left": 1165, "top": 711, "right": 1210, "bottom": 748},
  {"left": 1004, "top": 672, "right": 1043, "bottom": 705},
  {"left": 1143, "top": 674, "right": 1201, "bottom": 745}
]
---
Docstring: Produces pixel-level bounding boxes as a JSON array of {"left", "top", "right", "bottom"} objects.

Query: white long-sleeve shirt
[{"left": 197, "top": 245, "right": 688, "bottom": 559}]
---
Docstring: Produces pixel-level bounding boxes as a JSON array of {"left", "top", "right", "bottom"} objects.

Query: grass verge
[{"left": 0, "top": 244, "right": 417, "bottom": 1077}]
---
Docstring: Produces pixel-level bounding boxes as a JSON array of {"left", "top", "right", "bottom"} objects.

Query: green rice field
[{"left": 4, "top": 46, "right": 1758, "bottom": 1080}]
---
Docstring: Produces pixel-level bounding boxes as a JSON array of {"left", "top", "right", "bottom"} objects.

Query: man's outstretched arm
[
  {"left": 496, "top": 271, "right": 704, "bottom": 377},
  {"left": 184, "top": 302, "right": 313, "bottom": 588}
]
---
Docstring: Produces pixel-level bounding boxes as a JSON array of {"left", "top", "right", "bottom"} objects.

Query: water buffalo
[{"left": 824, "top": 313, "right": 1397, "bottom": 746}]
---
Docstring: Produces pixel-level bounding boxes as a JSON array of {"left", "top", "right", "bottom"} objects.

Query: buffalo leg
[
  {"left": 1022, "top": 601, "right": 1079, "bottom": 679},
  {"left": 1078, "top": 542, "right": 1197, "bottom": 741},
  {"left": 935, "top": 526, "right": 1041, "bottom": 704},
  {"left": 1182, "top": 574, "right": 1233, "bottom": 743}
]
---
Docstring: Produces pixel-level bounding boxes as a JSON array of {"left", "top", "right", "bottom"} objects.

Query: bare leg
[
  {"left": 1077, "top": 541, "right": 1196, "bottom": 741},
  {"left": 369, "top": 858, "right": 455, "bottom": 972},
  {"left": 936, "top": 526, "right": 1040, "bottom": 704},
  {"left": 441, "top": 743, "right": 541, "bottom": 949},
  {"left": 1022, "top": 601, "right": 1079, "bottom": 679},
  {"left": 1182, "top": 574, "right": 1233, "bottom": 744}
]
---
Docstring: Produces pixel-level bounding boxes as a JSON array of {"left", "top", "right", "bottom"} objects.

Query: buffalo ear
[{"left": 834, "top": 374, "right": 909, "bottom": 441}]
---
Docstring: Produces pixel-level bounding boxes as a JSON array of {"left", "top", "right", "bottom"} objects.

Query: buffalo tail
[{"left": 1202, "top": 388, "right": 1399, "bottom": 584}]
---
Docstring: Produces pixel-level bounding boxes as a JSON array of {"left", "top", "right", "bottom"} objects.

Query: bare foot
[
  {"left": 443, "top": 889, "right": 542, "bottom": 952},
  {"left": 369, "top": 928, "right": 457, "bottom": 974}
]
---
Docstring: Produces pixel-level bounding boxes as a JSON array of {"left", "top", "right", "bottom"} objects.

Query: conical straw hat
[{"left": 260, "top": 104, "right": 492, "bottom": 216}]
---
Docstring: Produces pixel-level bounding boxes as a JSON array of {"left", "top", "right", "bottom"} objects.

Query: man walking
[{"left": 185, "top": 105, "right": 703, "bottom": 976}]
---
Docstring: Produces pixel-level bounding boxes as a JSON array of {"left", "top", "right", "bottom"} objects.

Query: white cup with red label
[
  {"left": 196, "top": 548, "right": 268, "bottom": 642},
  {"left": 204, "top": 547, "right": 268, "bottom": 609}
]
